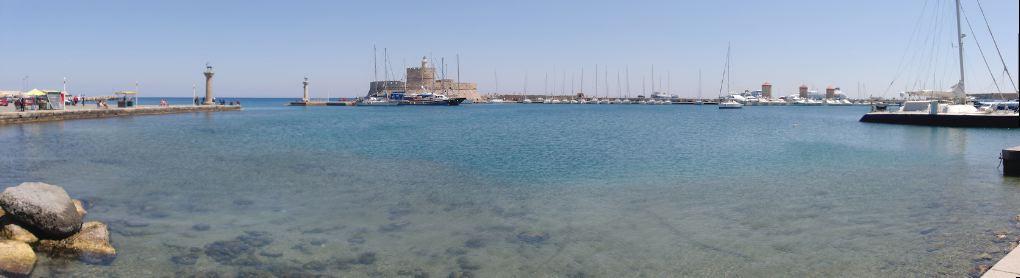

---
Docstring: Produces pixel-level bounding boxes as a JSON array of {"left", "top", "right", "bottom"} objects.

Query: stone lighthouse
[
  {"left": 302, "top": 77, "right": 310, "bottom": 102},
  {"left": 203, "top": 64, "right": 215, "bottom": 105}
]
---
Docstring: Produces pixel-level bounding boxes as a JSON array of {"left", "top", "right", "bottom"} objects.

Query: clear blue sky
[{"left": 1, "top": 0, "right": 1017, "bottom": 98}]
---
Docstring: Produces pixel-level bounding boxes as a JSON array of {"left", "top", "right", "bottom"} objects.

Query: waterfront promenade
[
  {"left": 0, "top": 104, "right": 241, "bottom": 125},
  {"left": 984, "top": 246, "right": 1020, "bottom": 277}
]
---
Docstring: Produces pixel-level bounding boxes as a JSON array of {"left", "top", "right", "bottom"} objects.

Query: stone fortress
[{"left": 367, "top": 57, "right": 481, "bottom": 102}]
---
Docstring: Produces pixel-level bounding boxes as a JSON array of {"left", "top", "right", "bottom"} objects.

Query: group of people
[
  {"left": 10, "top": 98, "right": 47, "bottom": 111},
  {"left": 192, "top": 97, "right": 241, "bottom": 106}
]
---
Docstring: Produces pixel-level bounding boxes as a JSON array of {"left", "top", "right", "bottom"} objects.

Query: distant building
[
  {"left": 825, "top": 86, "right": 836, "bottom": 99},
  {"left": 761, "top": 82, "right": 772, "bottom": 99},
  {"left": 798, "top": 84, "right": 809, "bottom": 98},
  {"left": 367, "top": 56, "right": 480, "bottom": 102}
]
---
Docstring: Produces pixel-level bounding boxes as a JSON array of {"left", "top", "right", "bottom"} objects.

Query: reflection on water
[{"left": 1, "top": 100, "right": 1019, "bottom": 277}]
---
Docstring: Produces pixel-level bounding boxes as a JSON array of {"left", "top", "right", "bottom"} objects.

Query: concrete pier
[
  {"left": 983, "top": 246, "right": 1020, "bottom": 277},
  {"left": 1005, "top": 146, "right": 1020, "bottom": 177},
  {"left": 0, "top": 105, "right": 240, "bottom": 125}
]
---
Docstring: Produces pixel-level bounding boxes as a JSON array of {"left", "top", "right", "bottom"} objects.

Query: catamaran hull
[{"left": 860, "top": 113, "right": 1019, "bottom": 128}]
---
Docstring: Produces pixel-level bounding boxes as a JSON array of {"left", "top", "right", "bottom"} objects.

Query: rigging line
[
  {"left": 961, "top": 4, "right": 1003, "bottom": 95},
  {"left": 974, "top": 0, "right": 1018, "bottom": 93},
  {"left": 885, "top": 0, "right": 933, "bottom": 96},
  {"left": 903, "top": 0, "right": 942, "bottom": 94}
]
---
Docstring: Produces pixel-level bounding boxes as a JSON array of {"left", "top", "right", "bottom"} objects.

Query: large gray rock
[{"left": 0, "top": 182, "right": 82, "bottom": 239}]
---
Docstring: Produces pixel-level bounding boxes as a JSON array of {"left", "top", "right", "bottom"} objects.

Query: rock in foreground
[
  {"left": 0, "top": 182, "right": 83, "bottom": 238},
  {"left": 0, "top": 223, "right": 39, "bottom": 243},
  {"left": 0, "top": 240, "right": 37, "bottom": 277},
  {"left": 73, "top": 199, "right": 87, "bottom": 218},
  {"left": 37, "top": 221, "right": 117, "bottom": 265}
]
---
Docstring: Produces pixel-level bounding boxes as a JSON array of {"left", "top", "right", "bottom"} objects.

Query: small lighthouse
[
  {"left": 203, "top": 64, "right": 215, "bottom": 105},
  {"left": 302, "top": 77, "right": 310, "bottom": 102}
]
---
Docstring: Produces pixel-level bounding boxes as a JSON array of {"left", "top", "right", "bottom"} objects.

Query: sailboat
[
  {"left": 859, "top": 0, "right": 1017, "bottom": 127},
  {"left": 718, "top": 44, "right": 743, "bottom": 109},
  {"left": 360, "top": 46, "right": 400, "bottom": 106}
]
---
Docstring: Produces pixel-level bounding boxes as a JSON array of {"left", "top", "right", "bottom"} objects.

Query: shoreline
[
  {"left": 0, "top": 105, "right": 241, "bottom": 125},
  {"left": 984, "top": 245, "right": 1020, "bottom": 277}
]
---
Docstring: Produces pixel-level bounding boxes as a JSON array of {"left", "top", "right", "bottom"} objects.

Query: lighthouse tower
[
  {"left": 203, "top": 64, "right": 215, "bottom": 105},
  {"left": 302, "top": 77, "right": 310, "bottom": 102}
]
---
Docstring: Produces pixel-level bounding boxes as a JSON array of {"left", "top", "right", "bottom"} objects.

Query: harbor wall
[{"left": 0, "top": 105, "right": 241, "bottom": 125}]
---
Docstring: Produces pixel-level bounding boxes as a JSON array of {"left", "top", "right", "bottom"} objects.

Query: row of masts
[{"left": 497, "top": 65, "right": 695, "bottom": 99}]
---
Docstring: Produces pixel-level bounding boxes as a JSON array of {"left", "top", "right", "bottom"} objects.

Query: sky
[{"left": 1, "top": 0, "right": 1017, "bottom": 98}]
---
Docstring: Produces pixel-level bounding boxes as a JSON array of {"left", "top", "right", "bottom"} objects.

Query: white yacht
[
  {"left": 359, "top": 96, "right": 399, "bottom": 106},
  {"left": 718, "top": 99, "right": 743, "bottom": 109}
]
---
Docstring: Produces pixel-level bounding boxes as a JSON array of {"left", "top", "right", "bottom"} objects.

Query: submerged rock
[
  {"left": 302, "top": 260, "right": 327, "bottom": 271},
  {"left": 398, "top": 268, "right": 430, "bottom": 278},
  {"left": 516, "top": 231, "right": 549, "bottom": 244},
  {"left": 447, "top": 271, "right": 474, "bottom": 278},
  {"left": 464, "top": 238, "right": 486, "bottom": 249},
  {"left": 0, "top": 240, "right": 37, "bottom": 277},
  {"left": 171, "top": 253, "right": 200, "bottom": 265},
  {"left": 0, "top": 182, "right": 83, "bottom": 238},
  {"left": 356, "top": 252, "right": 377, "bottom": 265},
  {"left": 259, "top": 251, "right": 283, "bottom": 258},
  {"left": 238, "top": 231, "right": 273, "bottom": 247},
  {"left": 973, "top": 264, "right": 992, "bottom": 276},
  {"left": 456, "top": 257, "right": 481, "bottom": 270},
  {"left": 379, "top": 220, "right": 410, "bottom": 232},
  {"left": 193, "top": 223, "right": 211, "bottom": 231},
  {"left": 36, "top": 221, "right": 117, "bottom": 265},
  {"left": 205, "top": 239, "right": 252, "bottom": 264},
  {"left": 0, "top": 223, "right": 38, "bottom": 243}
]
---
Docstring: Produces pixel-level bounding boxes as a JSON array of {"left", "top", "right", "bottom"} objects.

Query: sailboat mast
[
  {"left": 726, "top": 43, "right": 732, "bottom": 95},
  {"left": 626, "top": 66, "right": 630, "bottom": 98},
  {"left": 524, "top": 71, "right": 528, "bottom": 96},
  {"left": 954, "top": 0, "right": 966, "bottom": 101},
  {"left": 651, "top": 65, "right": 655, "bottom": 93},
  {"left": 373, "top": 45, "right": 378, "bottom": 82}
]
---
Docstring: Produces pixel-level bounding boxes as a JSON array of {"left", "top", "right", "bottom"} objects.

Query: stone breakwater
[
  {"left": 0, "top": 182, "right": 116, "bottom": 277},
  {"left": 0, "top": 105, "right": 241, "bottom": 125}
]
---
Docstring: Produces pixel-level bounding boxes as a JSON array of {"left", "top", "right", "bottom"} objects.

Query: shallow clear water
[{"left": 2, "top": 99, "right": 1019, "bottom": 277}]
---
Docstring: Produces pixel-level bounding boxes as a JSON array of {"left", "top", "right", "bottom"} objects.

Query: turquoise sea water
[{"left": 2, "top": 98, "right": 1019, "bottom": 277}]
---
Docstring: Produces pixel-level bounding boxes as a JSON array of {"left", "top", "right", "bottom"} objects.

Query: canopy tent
[
  {"left": 24, "top": 89, "right": 47, "bottom": 96},
  {"left": 113, "top": 90, "right": 138, "bottom": 107}
]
